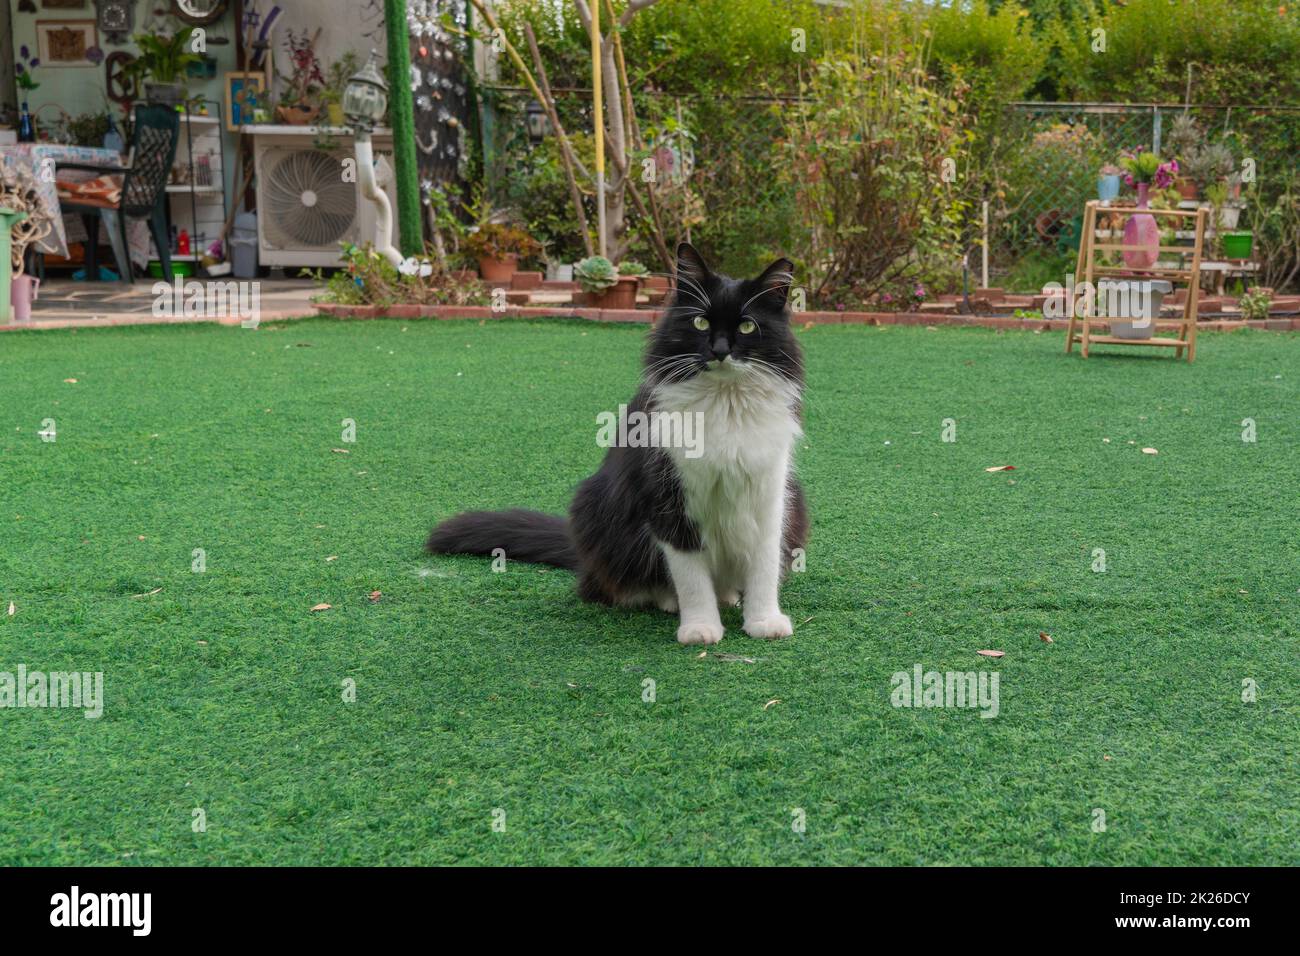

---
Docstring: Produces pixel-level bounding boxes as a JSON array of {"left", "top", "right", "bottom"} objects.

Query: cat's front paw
[
  {"left": 677, "top": 620, "right": 725, "bottom": 645},
  {"left": 744, "top": 613, "right": 793, "bottom": 640}
]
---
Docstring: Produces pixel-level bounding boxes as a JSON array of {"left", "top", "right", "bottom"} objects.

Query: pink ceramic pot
[{"left": 1122, "top": 183, "right": 1160, "bottom": 270}]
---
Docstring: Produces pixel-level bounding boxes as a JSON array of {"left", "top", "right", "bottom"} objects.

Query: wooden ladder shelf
[{"left": 1066, "top": 200, "right": 1209, "bottom": 362}]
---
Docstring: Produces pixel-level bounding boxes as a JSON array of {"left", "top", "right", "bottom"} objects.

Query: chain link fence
[
  {"left": 481, "top": 91, "right": 1299, "bottom": 290},
  {"left": 986, "top": 102, "right": 1300, "bottom": 287},
  {"left": 480, "top": 87, "right": 793, "bottom": 275}
]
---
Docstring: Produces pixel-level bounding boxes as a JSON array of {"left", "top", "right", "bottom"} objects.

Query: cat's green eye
[
  {"left": 738, "top": 319, "right": 757, "bottom": 335},
  {"left": 693, "top": 316, "right": 710, "bottom": 331}
]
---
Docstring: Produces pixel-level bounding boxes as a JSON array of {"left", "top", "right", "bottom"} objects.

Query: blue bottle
[{"left": 18, "top": 101, "right": 35, "bottom": 143}]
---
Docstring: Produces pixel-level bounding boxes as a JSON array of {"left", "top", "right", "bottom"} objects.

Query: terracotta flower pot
[
  {"left": 276, "top": 104, "right": 320, "bottom": 126},
  {"left": 477, "top": 255, "right": 518, "bottom": 283},
  {"left": 588, "top": 276, "right": 639, "bottom": 310},
  {"left": 1176, "top": 178, "right": 1199, "bottom": 201}
]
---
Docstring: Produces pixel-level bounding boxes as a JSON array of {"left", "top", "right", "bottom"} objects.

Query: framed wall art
[{"left": 35, "top": 20, "right": 99, "bottom": 67}]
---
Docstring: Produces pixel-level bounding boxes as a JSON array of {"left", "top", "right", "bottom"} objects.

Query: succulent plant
[
  {"left": 575, "top": 255, "right": 620, "bottom": 294},
  {"left": 617, "top": 260, "right": 650, "bottom": 279},
  {"left": 1164, "top": 113, "right": 1205, "bottom": 164},
  {"left": 1182, "top": 143, "right": 1236, "bottom": 187}
]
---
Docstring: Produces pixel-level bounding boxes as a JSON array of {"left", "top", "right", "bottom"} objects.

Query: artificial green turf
[{"left": 1, "top": 317, "right": 1297, "bottom": 866}]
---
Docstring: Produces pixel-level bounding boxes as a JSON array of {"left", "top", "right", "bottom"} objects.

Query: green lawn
[{"left": 1, "top": 317, "right": 1297, "bottom": 866}]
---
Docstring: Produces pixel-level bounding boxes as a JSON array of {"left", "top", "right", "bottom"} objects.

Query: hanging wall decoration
[
  {"left": 406, "top": 0, "right": 471, "bottom": 204},
  {"left": 93, "top": 0, "right": 134, "bottom": 44},
  {"left": 35, "top": 20, "right": 100, "bottom": 67}
]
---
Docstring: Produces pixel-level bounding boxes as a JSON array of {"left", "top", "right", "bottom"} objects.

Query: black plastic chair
[{"left": 56, "top": 104, "right": 181, "bottom": 284}]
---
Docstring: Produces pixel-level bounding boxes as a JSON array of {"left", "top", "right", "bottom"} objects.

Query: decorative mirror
[{"left": 170, "top": 0, "right": 228, "bottom": 26}]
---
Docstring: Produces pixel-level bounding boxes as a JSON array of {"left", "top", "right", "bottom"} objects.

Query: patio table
[{"left": 0, "top": 143, "right": 151, "bottom": 270}]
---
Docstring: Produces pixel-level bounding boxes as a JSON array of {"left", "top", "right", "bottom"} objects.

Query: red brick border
[
  {"left": 311, "top": 303, "right": 1300, "bottom": 331},
  {"left": 7, "top": 304, "right": 1295, "bottom": 333}
]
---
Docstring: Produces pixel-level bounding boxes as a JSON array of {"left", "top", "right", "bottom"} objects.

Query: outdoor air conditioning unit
[{"left": 251, "top": 128, "right": 397, "bottom": 268}]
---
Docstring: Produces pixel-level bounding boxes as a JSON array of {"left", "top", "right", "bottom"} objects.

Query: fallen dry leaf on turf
[
  {"left": 7, "top": 601, "right": 13, "bottom": 617},
  {"left": 368, "top": 590, "right": 382, "bottom": 603},
  {"left": 977, "top": 649, "right": 1005, "bottom": 658},
  {"left": 131, "top": 587, "right": 162, "bottom": 598},
  {"left": 984, "top": 465, "right": 1016, "bottom": 472},
  {"left": 763, "top": 698, "right": 781, "bottom": 710},
  {"left": 331, "top": 448, "right": 350, "bottom": 454},
  {"left": 1039, "top": 631, "right": 1054, "bottom": 644},
  {"left": 1103, "top": 755, "right": 1112, "bottom": 761},
  {"left": 696, "top": 651, "right": 708, "bottom": 659},
  {"left": 310, "top": 603, "right": 332, "bottom": 612},
  {"left": 325, "top": 555, "right": 338, "bottom": 562},
  {"left": 1142, "top": 447, "right": 1158, "bottom": 455},
  {"left": 63, "top": 378, "right": 77, "bottom": 384},
  {"left": 713, "top": 653, "right": 756, "bottom": 663}
]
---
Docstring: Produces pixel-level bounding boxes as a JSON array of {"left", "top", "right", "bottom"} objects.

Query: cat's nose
[{"left": 711, "top": 337, "right": 731, "bottom": 361}]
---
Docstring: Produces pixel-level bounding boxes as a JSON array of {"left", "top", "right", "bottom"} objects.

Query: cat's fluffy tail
[{"left": 425, "top": 509, "right": 579, "bottom": 571}]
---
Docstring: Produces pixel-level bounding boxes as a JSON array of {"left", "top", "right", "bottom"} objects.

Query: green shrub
[{"left": 779, "top": 29, "right": 971, "bottom": 305}]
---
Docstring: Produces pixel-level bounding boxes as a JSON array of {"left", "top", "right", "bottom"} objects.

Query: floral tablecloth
[{"left": 0, "top": 143, "right": 150, "bottom": 269}]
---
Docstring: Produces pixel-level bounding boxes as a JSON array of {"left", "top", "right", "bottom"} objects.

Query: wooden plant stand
[{"left": 1066, "top": 200, "right": 1209, "bottom": 362}]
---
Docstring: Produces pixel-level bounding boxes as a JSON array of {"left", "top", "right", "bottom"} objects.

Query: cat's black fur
[{"left": 426, "top": 243, "right": 809, "bottom": 607}]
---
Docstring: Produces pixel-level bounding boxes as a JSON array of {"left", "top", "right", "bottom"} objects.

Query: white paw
[
  {"left": 677, "top": 620, "right": 725, "bottom": 645},
  {"left": 744, "top": 614, "right": 793, "bottom": 639},
  {"left": 717, "top": 590, "right": 741, "bottom": 608}
]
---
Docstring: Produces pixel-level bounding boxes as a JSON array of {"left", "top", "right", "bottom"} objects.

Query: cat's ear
[
  {"left": 675, "top": 242, "right": 710, "bottom": 285},
  {"left": 755, "top": 257, "right": 795, "bottom": 309}
]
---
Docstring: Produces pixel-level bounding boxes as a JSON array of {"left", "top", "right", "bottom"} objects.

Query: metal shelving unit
[{"left": 161, "top": 99, "right": 229, "bottom": 266}]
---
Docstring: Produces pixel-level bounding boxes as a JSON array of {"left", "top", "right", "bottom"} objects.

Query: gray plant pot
[
  {"left": 144, "top": 82, "right": 184, "bottom": 107},
  {"left": 1098, "top": 279, "right": 1172, "bottom": 339}
]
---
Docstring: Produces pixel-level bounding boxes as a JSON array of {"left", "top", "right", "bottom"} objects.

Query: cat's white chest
[{"left": 654, "top": 372, "right": 801, "bottom": 581}]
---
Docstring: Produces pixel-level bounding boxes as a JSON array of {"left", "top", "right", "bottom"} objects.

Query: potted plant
[
  {"left": 1098, "top": 164, "right": 1122, "bottom": 201},
  {"left": 321, "top": 52, "right": 360, "bottom": 127},
  {"left": 1163, "top": 113, "right": 1204, "bottom": 199},
  {"left": 617, "top": 260, "right": 650, "bottom": 283},
  {"left": 465, "top": 223, "right": 540, "bottom": 283},
  {"left": 276, "top": 29, "right": 325, "bottom": 126},
  {"left": 576, "top": 256, "right": 639, "bottom": 309},
  {"left": 1202, "top": 180, "right": 1242, "bottom": 236},
  {"left": 128, "top": 28, "right": 201, "bottom": 106},
  {"left": 1117, "top": 150, "right": 1176, "bottom": 269},
  {"left": 1182, "top": 143, "right": 1234, "bottom": 203}
]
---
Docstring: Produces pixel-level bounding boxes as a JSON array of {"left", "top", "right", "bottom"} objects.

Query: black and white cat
[{"left": 426, "top": 243, "right": 808, "bottom": 645}]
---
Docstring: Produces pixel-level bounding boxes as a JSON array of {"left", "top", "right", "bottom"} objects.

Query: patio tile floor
[{"left": 4, "top": 278, "right": 322, "bottom": 330}]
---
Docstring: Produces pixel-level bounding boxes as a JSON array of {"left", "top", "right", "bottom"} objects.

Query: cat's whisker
[
  {"left": 737, "top": 276, "right": 793, "bottom": 315},
  {"left": 671, "top": 287, "right": 710, "bottom": 311},
  {"left": 671, "top": 272, "right": 713, "bottom": 309}
]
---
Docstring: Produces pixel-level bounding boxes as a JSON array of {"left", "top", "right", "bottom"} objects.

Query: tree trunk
[{"left": 601, "top": 39, "right": 629, "bottom": 260}]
